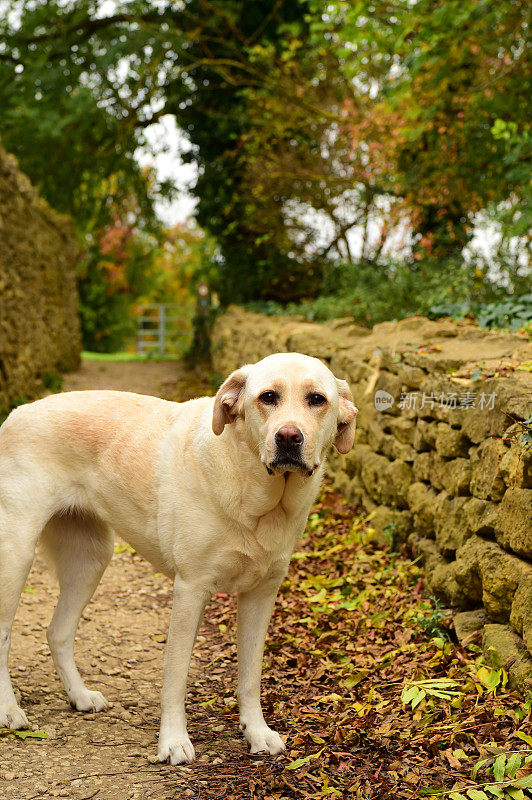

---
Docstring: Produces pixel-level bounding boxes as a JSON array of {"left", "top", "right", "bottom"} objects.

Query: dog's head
[{"left": 212, "top": 353, "right": 357, "bottom": 476}]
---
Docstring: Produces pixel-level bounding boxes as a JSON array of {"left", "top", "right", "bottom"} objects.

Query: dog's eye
[
  {"left": 259, "top": 391, "right": 278, "bottom": 405},
  {"left": 308, "top": 393, "right": 327, "bottom": 407}
]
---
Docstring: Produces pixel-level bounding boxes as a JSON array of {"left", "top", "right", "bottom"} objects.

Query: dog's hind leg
[
  {"left": 42, "top": 512, "right": 113, "bottom": 713},
  {"left": 0, "top": 515, "right": 41, "bottom": 729}
]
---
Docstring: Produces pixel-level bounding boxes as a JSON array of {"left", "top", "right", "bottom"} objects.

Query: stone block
[
  {"left": 367, "top": 419, "right": 386, "bottom": 453},
  {"left": 495, "top": 487, "right": 532, "bottom": 558},
  {"left": 373, "top": 370, "right": 403, "bottom": 416},
  {"left": 404, "top": 351, "right": 464, "bottom": 374},
  {"left": 325, "top": 318, "right": 370, "bottom": 337},
  {"left": 434, "top": 403, "right": 470, "bottom": 428},
  {"left": 444, "top": 458, "right": 472, "bottom": 496},
  {"left": 342, "top": 447, "right": 361, "bottom": 479},
  {"left": 434, "top": 493, "right": 472, "bottom": 556},
  {"left": 382, "top": 460, "right": 413, "bottom": 509},
  {"left": 510, "top": 574, "right": 532, "bottom": 641},
  {"left": 407, "top": 482, "right": 439, "bottom": 535},
  {"left": 391, "top": 439, "right": 417, "bottom": 462},
  {"left": 454, "top": 609, "right": 490, "bottom": 644},
  {"left": 369, "top": 506, "right": 413, "bottom": 548},
  {"left": 331, "top": 470, "right": 355, "bottom": 502},
  {"left": 427, "top": 560, "right": 476, "bottom": 609},
  {"left": 327, "top": 448, "right": 346, "bottom": 472},
  {"left": 463, "top": 497, "right": 499, "bottom": 536},
  {"left": 434, "top": 422, "right": 470, "bottom": 458},
  {"left": 287, "top": 325, "right": 339, "bottom": 360},
  {"left": 370, "top": 345, "right": 399, "bottom": 372},
  {"left": 329, "top": 352, "right": 373, "bottom": 384},
  {"left": 430, "top": 455, "right": 472, "bottom": 496},
  {"left": 380, "top": 434, "right": 396, "bottom": 460},
  {"left": 396, "top": 363, "right": 427, "bottom": 389},
  {"left": 360, "top": 451, "right": 391, "bottom": 503},
  {"left": 408, "top": 534, "right": 447, "bottom": 574},
  {"left": 456, "top": 536, "right": 532, "bottom": 623},
  {"left": 483, "top": 624, "right": 532, "bottom": 692},
  {"left": 360, "top": 488, "right": 378, "bottom": 512},
  {"left": 417, "top": 375, "right": 471, "bottom": 427},
  {"left": 356, "top": 427, "right": 368, "bottom": 445},
  {"left": 348, "top": 443, "right": 372, "bottom": 473},
  {"left": 416, "top": 419, "right": 439, "bottom": 448},
  {"left": 500, "top": 443, "right": 532, "bottom": 489},
  {"left": 413, "top": 425, "right": 431, "bottom": 452},
  {"left": 470, "top": 438, "right": 507, "bottom": 501},
  {"left": 461, "top": 377, "right": 529, "bottom": 444},
  {"left": 413, "top": 452, "right": 432, "bottom": 483},
  {"left": 384, "top": 417, "right": 416, "bottom": 445}
]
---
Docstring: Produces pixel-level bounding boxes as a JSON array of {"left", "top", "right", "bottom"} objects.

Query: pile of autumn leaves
[{"left": 255, "top": 486, "right": 532, "bottom": 799}]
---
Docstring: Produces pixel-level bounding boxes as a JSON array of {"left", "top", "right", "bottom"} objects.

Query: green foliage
[
  {"left": 0, "top": 0, "right": 529, "bottom": 323},
  {"left": 428, "top": 295, "right": 532, "bottom": 332},
  {"left": 0, "top": 0, "right": 170, "bottom": 232},
  {"left": 168, "top": 0, "right": 323, "bottom": 304},
  {"left": 521, "top": 417, "right": 532, "bottom": 454},
  {"left": 401, "top": 678, "right": 460, "bottom": 710},
  {"left": 42, "top": 371, "right": 63, "bottom": 393},
  {"left": 77, "top": 232, "right": 157, "bottom": 352},
  {"left": 81, "top": 351, "right": 181, "bottom": 362},
  {"left": 476, "top": 298, "right": 532, "bottom": 332},
  {"left": 381, "top": 519, "right": 397, "bottom": 550},
  {"left": 0, "top": 0, "right": 173, "bottom": 349},
  {"left": 249, "top": 262, "right": 530, "bottom": 331},
  {"left": 414, "top": 597, "right": 451, "bottom": 642},
  {"left": 249, "top": 259, "right": 439, "bottom": 326},
  {"left": 308, "top": 0, "right": 531, "bottom": 262},
  {"left": 466, "top": 750, "right": 532, "bottom": 799},
  {"left": 0, "top": 728, "right": 48, "bottom": 740}
]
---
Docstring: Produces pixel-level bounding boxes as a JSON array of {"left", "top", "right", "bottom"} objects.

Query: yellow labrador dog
[{"left": 0, "top": 353, "right": 356, "bottom": 764}]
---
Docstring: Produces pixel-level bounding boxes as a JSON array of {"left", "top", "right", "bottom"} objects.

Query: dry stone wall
[
  {"left": 212, "top": 306, "right": 532, "bottom": 689},
  {"left": 0, "top": 145, "right": 81, "bottom": 411}
]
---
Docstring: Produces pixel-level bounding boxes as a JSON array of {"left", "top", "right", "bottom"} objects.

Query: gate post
[
  {"left": 158, "top": 304, "right": 166, "bottom": 355},
  {"left": 188, "top": 282, "right": 211, "bottom": 364}
]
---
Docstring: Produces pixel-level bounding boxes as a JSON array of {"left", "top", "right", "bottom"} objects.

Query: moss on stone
[{"left": 0, "top": 144, "right": 80, "bottom": 409}]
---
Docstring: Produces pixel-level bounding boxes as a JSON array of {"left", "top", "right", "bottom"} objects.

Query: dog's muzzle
[{"left": 266, "top": 426, "right": 314, "bottom": 476}]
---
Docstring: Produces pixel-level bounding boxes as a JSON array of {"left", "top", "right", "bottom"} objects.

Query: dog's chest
[
  {"left": 210, "top": 475, "right": 317, "bottom": 593},
  {"left": 213, "top": 504, "right": 301, "bottom": 594}
]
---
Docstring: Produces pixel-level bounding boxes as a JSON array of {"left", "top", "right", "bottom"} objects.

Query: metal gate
[{"left": 136, "top": 304, "right": 193, "bottom": 356}]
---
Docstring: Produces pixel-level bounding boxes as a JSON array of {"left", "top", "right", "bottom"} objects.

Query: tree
[
  {"left": 163, "top": 0, "right": 329, "bottom": 304},
  {"left": 1, "top": 0, "right": 529, "bottom": 320},
  {"left": 0, "top": 1, "right": 325, "bottom": 306},
  {"left": 311, "top": 0, "right": 531, "bottom": 267}
]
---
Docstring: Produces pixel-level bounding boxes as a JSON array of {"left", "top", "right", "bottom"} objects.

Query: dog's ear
[
  {"left": 212, "top": 367, "right": 250, "bottom": 435},
  {"left": 334, "top": 379, "right": 358, "bottom": 454}
]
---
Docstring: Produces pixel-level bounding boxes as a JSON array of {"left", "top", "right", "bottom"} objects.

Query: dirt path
[
  {"left": 1, "top": 359, "right": 262, "bottom": 800},
  {"left": 61, "top": 358, "right": 206, "bottom": 400}
]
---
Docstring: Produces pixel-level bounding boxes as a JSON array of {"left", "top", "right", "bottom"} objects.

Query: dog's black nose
[{"left": 275, "top": 426, "right": 303, "bottom": 447}]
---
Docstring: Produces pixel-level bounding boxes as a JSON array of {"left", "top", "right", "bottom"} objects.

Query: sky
[{"left": 135, "top": 115, "right": 198, "bottom": 225}]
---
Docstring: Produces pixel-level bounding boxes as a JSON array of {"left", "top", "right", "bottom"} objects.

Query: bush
[
  {"left": 247, "top": 260, "right": 532, "bottom": 331},
  {"left": 428, "top": 294, "right": 532, "bottom": 332}
]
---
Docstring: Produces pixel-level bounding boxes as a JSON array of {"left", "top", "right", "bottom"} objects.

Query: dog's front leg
[
  {"left": 237, "top": 574, "right": 286, "bottom": 756},
  {"left": 158, "top": 577, "right": 209, "bottom": 765}
]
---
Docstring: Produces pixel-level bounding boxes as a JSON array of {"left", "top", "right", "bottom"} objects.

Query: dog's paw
[
  {"left": 0, "top": 704, "right": 29, "bottom": 730},
  {"left": 240, "top": 723, "right": 286, "bottom": 756},
  {"left": 158, "top": 733, "right": 196, "bottom": 765},
  {"left": 70, "top": 689, "right": 109, "bottom": 713}
]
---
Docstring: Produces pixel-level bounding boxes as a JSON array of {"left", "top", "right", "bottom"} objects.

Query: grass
[{"left": 81, "top": 350, "right": 183, "bottom": 362}]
